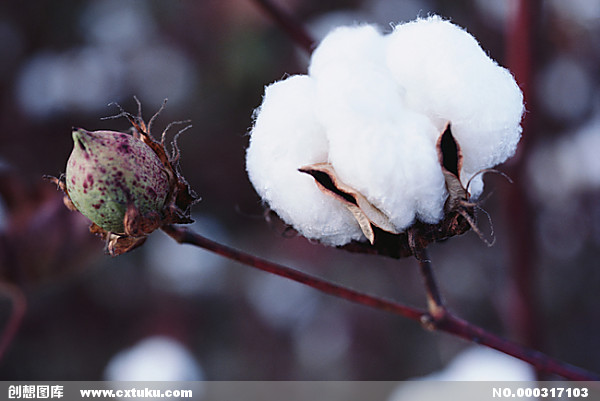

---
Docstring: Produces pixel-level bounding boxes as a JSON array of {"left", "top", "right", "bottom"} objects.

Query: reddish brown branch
[
  {"left": 251, "top": 0, "right": 316, "bottom": 53},
  {"left": 503, "top": 0, "right": 542, "bottom": 350},
  {"left": 161, "top": 224, "right": 600, "bottom": 381},
  {"left": 414, "top": 248, "right": 445, "bottom": 320},
  {"left": 437, "top": 314, "right": 598, "bottom": 381},
  {"left": 161, "top": 224, "right": 422, "bottom": 320}
]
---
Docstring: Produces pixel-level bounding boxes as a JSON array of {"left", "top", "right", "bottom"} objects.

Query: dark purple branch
[
  {"left": 161, "top": 224, "right": 600, "bottom": 381},
  {"left": 161, "top": 224, "right": 423, "bottom": 321},
  {"left": 438, "top": 314, "right": 598, "bottom": 381},
  {"left": 503, "top": 0, "right": 542, "bottom": 349},
  {"left": 251, "top": 0, "right": 316, "bottom": 53}
]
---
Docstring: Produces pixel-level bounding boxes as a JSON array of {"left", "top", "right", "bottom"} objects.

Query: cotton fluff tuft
[
  {"left": 246, "top": 16, "right": 523, "bottom": 246},
  {"left": 386, "top": 16, "right": 524, "bottom": 194},
  {"left": 246, "top": 75, "right": 365, "bottom": 245}
]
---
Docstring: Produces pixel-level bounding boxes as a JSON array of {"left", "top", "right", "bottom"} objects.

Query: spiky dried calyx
[{"left": 49, "top": 100, "right": 198, "bottom": 256}]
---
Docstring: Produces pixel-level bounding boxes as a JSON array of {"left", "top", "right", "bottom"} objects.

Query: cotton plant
[
  {"left": 246, "top": 16, "right": 524, "bottom": 255},
  {"left": 39, "top": 5, "right": 599, "bottom": 381}
]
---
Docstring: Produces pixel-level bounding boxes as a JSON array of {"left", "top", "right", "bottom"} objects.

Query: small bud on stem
[{"left": 49, "top": 99, "right": 198, "bottom": 256}]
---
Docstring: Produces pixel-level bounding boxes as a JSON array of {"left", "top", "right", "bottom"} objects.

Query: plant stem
[
  {"left": 413, "top": 248, "right": 597, "bottom": 380},
  {"left": 503, "top": 0, "right": 542, "bottom": 350},
  {"left": 161, "top": 224, "right": 422, "bottom": 320},
  {"left": 161, "top": 224, "right": 600, "bottom": 381},
  {"left": 414, "top": 248, "right": 445, "bottom": 316},
  {"left": 251, "top": 0, "right": 316, "bottom": 53}
]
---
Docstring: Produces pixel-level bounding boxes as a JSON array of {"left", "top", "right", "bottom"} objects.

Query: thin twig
[
  {"left": 161, "top": 224, "right": 422, "bottom": 321},
  {"left": 251, "top": 0, "right": 316, "bottom": 53},
  {"left": 161, "top": 224, "right": 600, "bottom": 381},
  {"left": 437, "top": 314, "right": 598, "bottom": 381},
  {"left": 0, "top": 281, "right": 26, "bottom": 360},
  {"left": 413, "top": 248, "right": 598, "bottom": 380},
  {"left": 414, "top": 248, "right": 446, "bottom": 321}
]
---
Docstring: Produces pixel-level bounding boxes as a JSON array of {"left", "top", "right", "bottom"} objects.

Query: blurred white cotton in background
[
  {"left": 15, "top": 48, "right": 122, "bottom": 118},
  {"left": 292, "top": 307, "right": 351, "bottom": 377},
  {"left": 536, "top": 56, "right": 592, "bottom": 122},
  {"left": 104, "top": 336, "right": 204, "bottom": 381},
  {"left": 527, "top": 115, "right": 600, "bottom": 202},
  {"left": 126, "top": 44, "right": 197, "bottom": 107},
  {"left": 245, "top": 272, "right": 320, "bottom": 331},
  {"left": 473, "top": 0, "right": 518, "bottom": 30},
  {"left": 145, "top": 215, "right": 229, "bottom": 296},
  {"left": 247, "top": 16, "right": 523, "bottom": 246},
  {"left": 79, "top": 0, "right": 156, "bottom": 49},
  {"left": 388, "top": 347, "right": 535, "bottom": 401},
  {"left": 427, "top": 346, "right": 535, "bottom": 381},
  {"left": 550, "top": 0, "right": 600, "bottom": 29},
  {"left": 527, "top": 115, "right": 600, "bottom": 259},
  {"left": 15, "top": 0, "right": 197, "bottom": 119},
  {"left": 537, "top": 202, "right": 587, "bottom": 260}
]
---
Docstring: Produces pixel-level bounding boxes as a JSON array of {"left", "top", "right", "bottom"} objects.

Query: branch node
[{"left": 420, "top": 314, "right": 437, "bottom": 331}]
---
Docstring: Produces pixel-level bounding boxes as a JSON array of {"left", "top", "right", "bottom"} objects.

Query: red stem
[
  {"left": 161, "top": 224, "right": 600, "bottom": 381},
  {"left": 503, "top": 0, "right": 542, "bottom": 350},
  {"left": 161, "top": 224, "right": 422, "bottom": 321}
]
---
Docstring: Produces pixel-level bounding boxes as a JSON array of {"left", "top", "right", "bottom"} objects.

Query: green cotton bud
[{"left": 65, "top": 128, "right": 170, "bottom": 234}]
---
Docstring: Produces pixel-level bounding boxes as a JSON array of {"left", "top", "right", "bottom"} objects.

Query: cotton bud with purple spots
[
  {"left": 66, "top": 128, "right": 170, "bottom": 234},
  {"left": 50, "top": 101, "right": 198, "bottom": 256}
]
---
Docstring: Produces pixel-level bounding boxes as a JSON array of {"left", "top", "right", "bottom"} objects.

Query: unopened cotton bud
[{"left": 66, "top": 128, "right": 170, "bottom": 234}]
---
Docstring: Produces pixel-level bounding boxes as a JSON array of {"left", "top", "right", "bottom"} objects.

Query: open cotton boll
[
  {"left": 246, "top": 75, "right": 364, "bottom": 246},
  {"left": 309, "top": 24, "right": 446, "bottom": 230},
  {"left": 386, "top": 16, "right": 524, "bottom": 196},
  {"left": 247, "top": 15, "right": 523, "bottom": 248}
]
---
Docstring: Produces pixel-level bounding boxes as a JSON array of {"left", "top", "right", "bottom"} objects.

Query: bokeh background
[{"left": 0, "top": 0, "right": 599, "bottom": 381}]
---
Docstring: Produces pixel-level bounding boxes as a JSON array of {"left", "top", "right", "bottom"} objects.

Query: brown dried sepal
[
  {"left": 89, "top": 222, "right": 147, "bottom": 256},
  {"left": 45, "top": 176, "right": 78, "bottom": 212},
  {"left": 49, "top": 98, "right": 199, "bottom": 256},
  {"left": 122, "top": 98, "right": 198, "bottom": 227},
  {"left": 300, "top": 123, "right": 488, "bottom": 259},
  {"left": 299, "top": 163, "right": 399, "bottom": 244}
]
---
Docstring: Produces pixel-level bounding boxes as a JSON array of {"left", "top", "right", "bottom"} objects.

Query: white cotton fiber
[
  {"left": 246, "top": 16, "right": 524, "bottom": 246},
  {"left": 246, "top": 75, "right": 364, "bottom": 245},
  {"left": 386, "top": 16, "right": 524, "bottom": 195},
  {"left": 309, "top": 25, "right": 447, "bottom": 228}
]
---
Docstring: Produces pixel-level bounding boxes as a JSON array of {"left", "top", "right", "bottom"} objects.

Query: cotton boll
[
  {"left": 247, "top": 16, "right": 523, "bottom": 247},
  {"left": 309, "top": 25, "right": 446, "bottom": 230},
  {"left": 246, "top": 75, "right": 364, "bottom": 245},
  {"left": 310, "top": 25, "right": 405, "bottom": 132},
  {"left": 324, "top": 110, "right": 445, "bottom": 230},
  {"left": 386, "top": 16, "right": 523, "bottom": 195}
]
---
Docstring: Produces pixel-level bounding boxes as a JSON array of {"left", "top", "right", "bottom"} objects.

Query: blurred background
[{"left": 0, "top": 0, "right": 599, "bottom": 381}]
